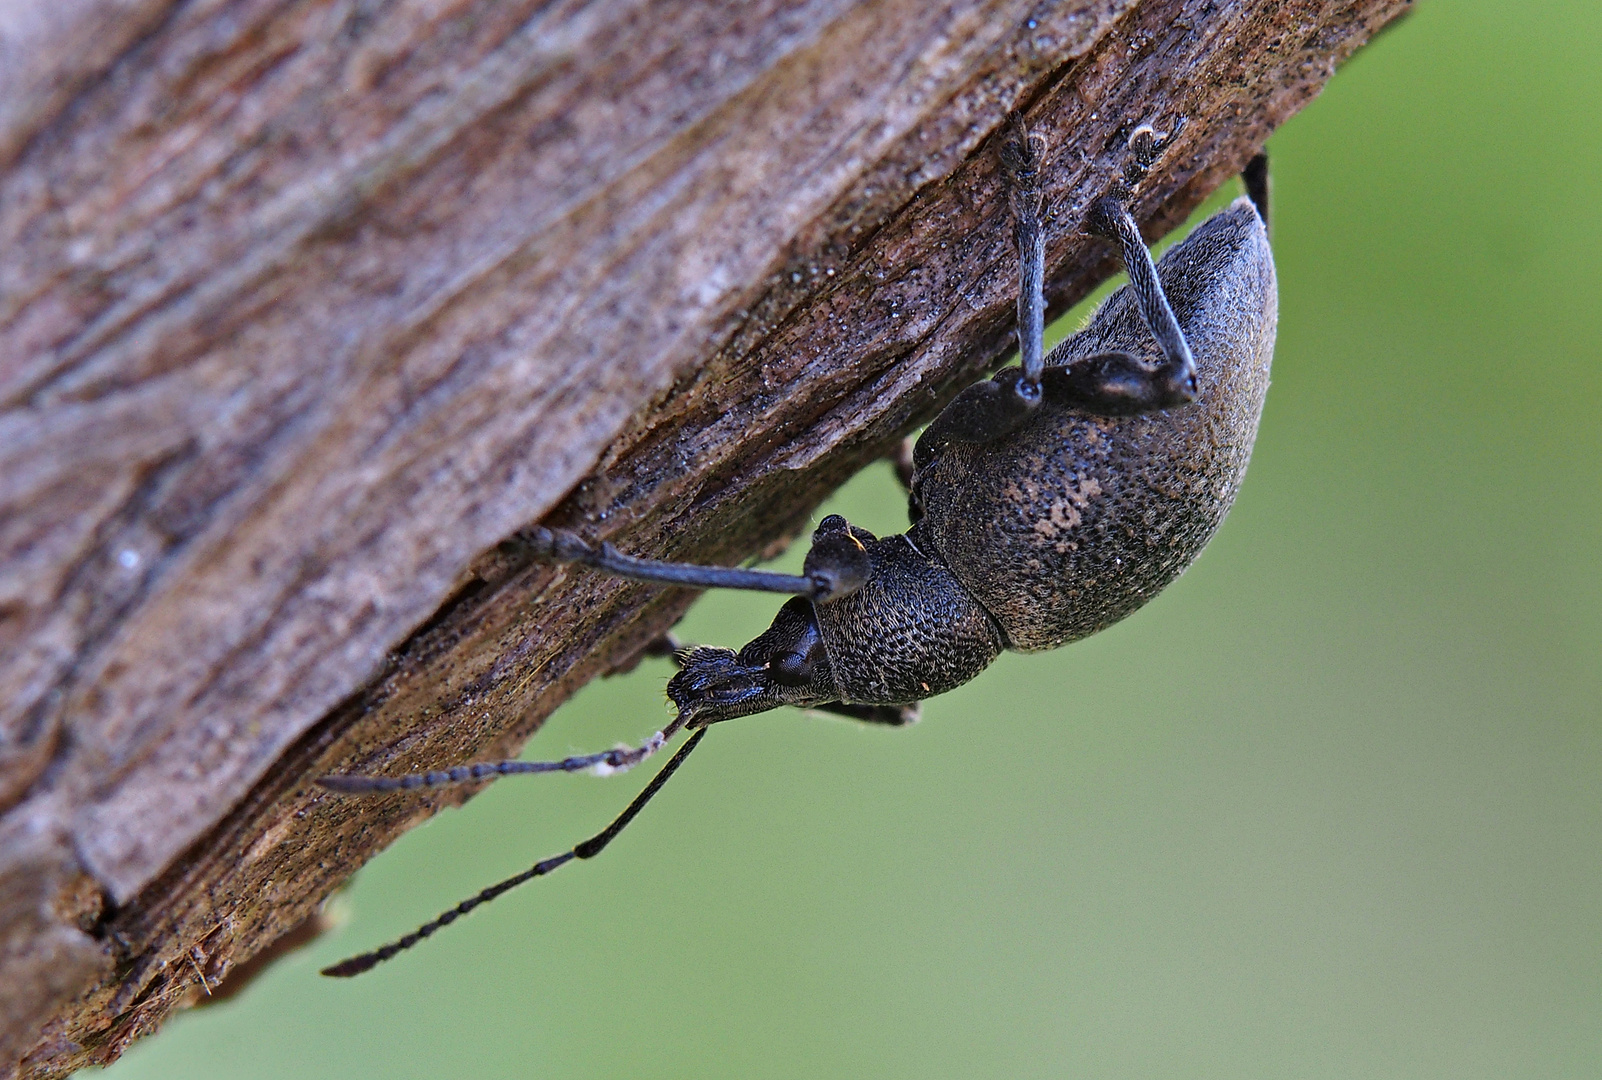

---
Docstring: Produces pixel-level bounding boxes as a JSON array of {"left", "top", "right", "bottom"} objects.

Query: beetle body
[
  {"left": 918, "top": 199, "right": 1276, "bottom": 650},
  {"left": 670, "top": 196, "right": 1275, "bottom": 725}
]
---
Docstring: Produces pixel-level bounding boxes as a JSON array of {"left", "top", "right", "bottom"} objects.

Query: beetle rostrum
[{"left": 317, "top": 117, "right": 1278, "bottom": 977}]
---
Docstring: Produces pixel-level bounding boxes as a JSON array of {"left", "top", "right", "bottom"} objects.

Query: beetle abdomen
[{"left": 917, "top": 198, "right": 1277, "bottom": 652}]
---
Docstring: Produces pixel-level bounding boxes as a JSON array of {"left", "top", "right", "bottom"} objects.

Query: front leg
[{"left": 509, "top": 523, "right": 870, "bottom": 603}]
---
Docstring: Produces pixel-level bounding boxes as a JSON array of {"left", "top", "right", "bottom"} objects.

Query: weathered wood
[{"left": 0, "top": 0, "right": 1410, "bottom": 1072}]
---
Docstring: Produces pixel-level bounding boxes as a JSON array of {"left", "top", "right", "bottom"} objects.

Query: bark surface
[{"left": 0, "top": 0, "right": 1410, "bottom": 1073}]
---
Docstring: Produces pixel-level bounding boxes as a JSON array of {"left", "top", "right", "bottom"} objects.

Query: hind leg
[
  {"left": 811, "top": 701, "right": 921, "bottom": 726},
  {"left": 1242, "top": 150, "right": 1270, "bottom": 229}
]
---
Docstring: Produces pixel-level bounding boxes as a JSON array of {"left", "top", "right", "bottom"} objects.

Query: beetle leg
[
  {"left": 1003, "top": 114, "right": 1048, "bottom": 387},
  {"left": 889, "top": 436, "right": 916, "bottom": 492},
  {"left": 1079, "top": 198, "right": 1196, "bottom": 399},
  {"left": 1039, "top": 124, "right": 1205, "bottom": 416},
  {"left": 640, "top": 631, "right": 682, "bottom": 660},
  {"left": 807, "top": 701, "right": 921, "bottom": 726},
  {"left": 510, "top": 525, "right": 860, "bottom": 602},
  {"left": 1242, "top": 150, "right": 1270, "bottom": 230},
  {"left": 910, "top": 119, "right": 1050, "bottom": 464}
]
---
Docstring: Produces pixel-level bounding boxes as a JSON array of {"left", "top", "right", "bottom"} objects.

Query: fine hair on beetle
[{"left": 316, "top": 115, "right": 1278, "bottom": 978}]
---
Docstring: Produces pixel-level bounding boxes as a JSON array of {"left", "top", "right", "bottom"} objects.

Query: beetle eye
[{"left": 769, "top": 649, "right": 811, "bottom": 686}]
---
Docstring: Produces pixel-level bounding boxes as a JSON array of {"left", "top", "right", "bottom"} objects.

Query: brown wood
[{"left": 0, "top": 0, "right": 1411, "bottom": 1072}]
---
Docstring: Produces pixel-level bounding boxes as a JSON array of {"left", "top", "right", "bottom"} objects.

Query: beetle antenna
[
  {"left": 317, "top": 715, "right": 690, "bottom": 794},
  {"left": 321, "top": 727, "right": 709, "bottom": 977}
]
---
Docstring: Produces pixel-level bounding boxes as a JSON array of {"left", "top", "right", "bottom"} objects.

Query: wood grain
[{"left": 0, "top": 0, "right": 1411, "bottom": 1072}]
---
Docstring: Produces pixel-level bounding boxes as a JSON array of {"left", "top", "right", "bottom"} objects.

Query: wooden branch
[{"left": 0, "top": 0, "right": 1410, "bottom": 1072}]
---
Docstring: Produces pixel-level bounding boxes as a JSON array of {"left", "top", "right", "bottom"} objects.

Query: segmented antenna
[
  {"left": 321, "top": 727, "right": 709, "bottom": 977},
  {"left": 316, "top": 715, "right": 688, "bottom": 794}
]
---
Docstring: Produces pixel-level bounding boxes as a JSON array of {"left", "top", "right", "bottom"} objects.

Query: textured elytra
[{"left": 915, "top": 198, "right": 1277, "bottom": 652}]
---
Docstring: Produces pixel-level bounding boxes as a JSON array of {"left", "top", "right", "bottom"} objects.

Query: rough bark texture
[{"left": 0, "top": 0, "right": 1410, "bottom": 1073}]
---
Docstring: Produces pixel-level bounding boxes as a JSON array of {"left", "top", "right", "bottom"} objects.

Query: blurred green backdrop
[{"left": 100, "top": 2, "right": 1601, "bottom": 1077}]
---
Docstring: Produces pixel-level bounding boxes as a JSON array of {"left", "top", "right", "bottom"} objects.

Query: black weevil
[{"left": 318, "top": 118, "right": 1277, "bottom": 976}]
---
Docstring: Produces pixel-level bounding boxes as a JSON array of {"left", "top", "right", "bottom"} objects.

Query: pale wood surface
[{"left": 0, "top": 0, "right": 1411, "bottom": 1072}]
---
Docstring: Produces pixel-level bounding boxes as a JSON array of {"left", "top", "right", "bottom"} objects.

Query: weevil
[{"left": 317, "top": 118, "right": 1277, "bottom": 976}]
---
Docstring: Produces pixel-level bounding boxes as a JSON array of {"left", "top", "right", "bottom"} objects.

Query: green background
[{"left": 100, "top": 3, "right": 1601, "bottom": 1077}]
